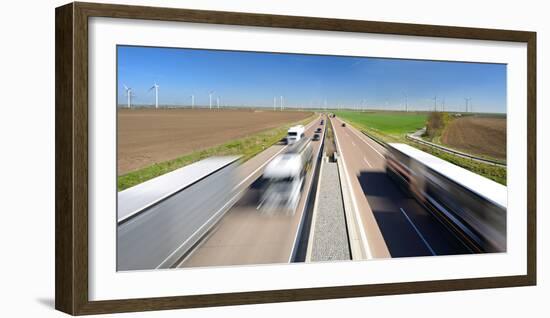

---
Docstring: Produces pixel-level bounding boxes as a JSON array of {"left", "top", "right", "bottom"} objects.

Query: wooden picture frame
[{"left": 55, "top": 1, "right": 536, "bottom": 315}]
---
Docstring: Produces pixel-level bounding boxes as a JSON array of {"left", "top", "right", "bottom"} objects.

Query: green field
[{"left": 335, "top": 111, "right": 427, "bottom": 137}]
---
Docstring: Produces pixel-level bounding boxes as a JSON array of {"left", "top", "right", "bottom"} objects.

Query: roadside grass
[
  {"left": 335, "top": 111, "right": 506, "bottom": 185},
  {"left": 424, "top": 112, "right": 453, "bottom": 142},
  {"left": 118, "top": 114, "right": 316, "bottom": 191},
  {"left": 410, "top": 144, "right": 506, "bottom": 185}
]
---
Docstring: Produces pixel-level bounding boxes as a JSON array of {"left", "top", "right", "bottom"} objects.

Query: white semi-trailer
[
  {"left": 286, "top": 125, "right": 305, "bottom": 144},
  {"left": 385, "top": 143, "right": 506, "bottom": 253},
  {"left": 260, "top": 138, "right": 313, "bottom": 214}
]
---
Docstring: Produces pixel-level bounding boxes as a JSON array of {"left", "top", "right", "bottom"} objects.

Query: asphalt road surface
[
  {"left": 179, "top": 115, "right": 325, "bottom": 267},
  {"left": 330, "top": 117, "right": 471, "bottom": 258}
]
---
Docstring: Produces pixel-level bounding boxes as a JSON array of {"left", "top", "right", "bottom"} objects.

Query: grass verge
[
  {"left": 118, "top": 114, "right": 316, "bottom": 191},
  {"left": 324, "top": 117, "right": 336, "bottom": 158},
  {"left": 409, "top": 144, "right": 506, "bottom": 185}
]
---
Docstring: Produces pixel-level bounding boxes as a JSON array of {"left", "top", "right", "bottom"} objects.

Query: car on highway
[
  {"left": 312, "top": 133, "right": 320, "bottom": 141},
  {"left": 341, "top": 123, "right": 346, "bottom": 127},
  {"left": 315, "top": 128, "right": 322, "bottom": 133}
]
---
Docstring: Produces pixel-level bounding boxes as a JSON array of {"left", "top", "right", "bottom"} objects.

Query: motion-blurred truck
[
  {"left": 260, "top": 138, "right": 313, "bottom": 214},
  {"left": 385, "top": 143, "right": 506, "bottom": 253}
]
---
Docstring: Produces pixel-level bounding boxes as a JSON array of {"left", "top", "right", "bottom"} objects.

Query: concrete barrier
[{"left": 334, "top": 153, "right": 365, "bottom": 260}]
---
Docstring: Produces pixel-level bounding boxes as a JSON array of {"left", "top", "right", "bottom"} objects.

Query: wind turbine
[
  {"left": 149, "top": 83, "right": 160, "bottom": 109},
  {"left": 123, "top": 84, "right": 133, "bottom": 109},
  {"left": 191, "top": 94, "right": 195, "bottom": 109},
  {"left": 217, "top": 96, "right": 220, "bottom": 109},
  {"left": 209, "top": 91, "right": 213, "bottom": 110},
  {"left": 464, "top": 97, "right": 471, "bottom": 113},
  {"left": 280, "top": 96, "right": 284, "bottom": 111}
]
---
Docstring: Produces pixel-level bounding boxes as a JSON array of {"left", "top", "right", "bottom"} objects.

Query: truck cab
[{"left": 287, "top": 125, "right": 305, "bottom": 144}]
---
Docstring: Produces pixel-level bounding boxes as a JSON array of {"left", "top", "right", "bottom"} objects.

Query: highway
[
  {"left": 330, "top": 117, "right": 471, "bottom": 258},
  {"left": 178, "top": 115, "right": 325, "bottom": 267},
  {"left": 118, "top": 112, "right": 476, "bottom": 271}
]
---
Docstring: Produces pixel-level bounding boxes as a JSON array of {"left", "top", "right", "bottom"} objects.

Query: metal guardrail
[
  {"left": 359, "top": 130, "right": 388, "bottom": 149},
  {"left": 405, "top": 134, "right": 507, "bottom": 167},
  {"left": 353, "top": 124, "right": 506, "bottom": 168}
]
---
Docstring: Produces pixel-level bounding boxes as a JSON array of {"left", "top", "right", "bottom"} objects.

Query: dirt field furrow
[
  {"left": 441, "top": 116, "right": 506, "bottom": 160},
  {"left": 117, "top": 109, "right": 312, "bottom": 174}
]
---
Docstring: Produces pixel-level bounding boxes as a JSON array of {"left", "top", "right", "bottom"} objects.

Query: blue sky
[{"left": 117, "top": 45, "right": 507, "bottom": 113}]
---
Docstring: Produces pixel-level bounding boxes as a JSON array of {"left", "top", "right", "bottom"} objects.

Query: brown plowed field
[
  {"left": 118, "top": 109, "right": 313, "bottom": 175},
  {"left": 441, "top": 116, "right": 506, "bottom": 160}
]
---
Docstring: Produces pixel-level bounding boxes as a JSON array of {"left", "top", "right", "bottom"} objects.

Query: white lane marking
[
  {"left": 332, "top": 119, "right": 373, "bottom": 259},
  {"left": 363, "top": 157, "right": 372, "bottom": 168},
  {"left": 256, "top": 197, "right": 266, "bottom": 210},
  {"left": 399, "top": 207, "right": 436, "bottom": 256},
  {"left": 351, "top": 141, "right": 356, "bottom": 147},
  {"left": 341, "top": 119, "right": 384, "bottom": 158},
  {"left": 232, "top": 116, "right": 320, "bottom": 191}
]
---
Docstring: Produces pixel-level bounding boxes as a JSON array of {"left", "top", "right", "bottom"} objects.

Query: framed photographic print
[{"left": 55, "top": 2, "right": 536, "bottom": 315}]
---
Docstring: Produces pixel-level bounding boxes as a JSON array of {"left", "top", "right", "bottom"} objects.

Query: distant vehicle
[
  {"left": 260, "top": 138, "right": 313, "bottom": 213},
  {"left": 312, "top": 133, "right": 320, "bottom": 141},
  {"left": 286, "top": 125, "right": 305, "bottom": 145},
  {"left": 320, "top": 120, "right": 324, "bottom": 125},
  {"left": 315, "top": 128, "right": 322, "bottom": 133},
  {"left": 341, "top": 123, "right": 346, "bottom": 127},
  {"left": 385, "top": 143, "right": 506, "bottom": 253}
]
